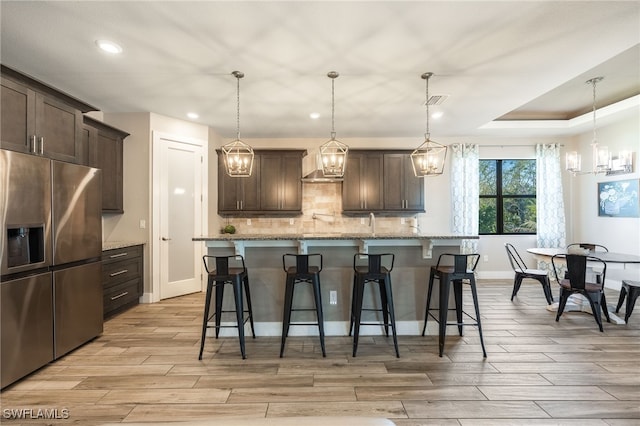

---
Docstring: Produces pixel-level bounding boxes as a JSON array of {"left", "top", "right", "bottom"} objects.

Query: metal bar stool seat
[
  {"left": 350, "top": 253, "right": 399, "bottom": 358},
  {"left": 280, "top": 253, "right": 326, "bottom": 357},
  {"left": 422, "top": 253, "right": 486, "bottom": 357},
  {"left": 199, "top": 255, "right": 255, "bottom": 360}
]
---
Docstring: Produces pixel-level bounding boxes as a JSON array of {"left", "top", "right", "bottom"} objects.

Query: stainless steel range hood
[{"left": 301, "top": 169, "right": 343, "bottom": 183}]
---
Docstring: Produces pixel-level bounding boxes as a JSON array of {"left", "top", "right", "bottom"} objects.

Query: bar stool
[
  {"left": 280, "top": 254, "right": 326, "bottom": 357},
  {"left": 615, "top": 280, "right": 640, "bottom": 323},
  {"left": 199, "top": 255, "right": 255, "bottom": 360},
  {"left": 422, "top": 253, "right": 486, "bottom": 358},
  {"left": 350, "top": 253, "right": 399, "bottom": 358}
]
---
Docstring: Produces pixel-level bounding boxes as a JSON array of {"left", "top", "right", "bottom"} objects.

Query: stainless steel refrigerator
[{"left": 1, "top": 149, "right": 103, "bottom": 388}]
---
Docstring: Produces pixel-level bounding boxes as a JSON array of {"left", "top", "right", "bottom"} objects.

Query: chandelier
[
  {"left": 319, "top": 71, "right": 348, "bottom": 177},
  {"left": 566, "top": 76, "right": 632, "bottom": 176},
  {"left": 222, "top": 71, "right": 254, "bottom": 177},
  {"left": 411, "top": 72, "right": 447, "bottom": 177}
]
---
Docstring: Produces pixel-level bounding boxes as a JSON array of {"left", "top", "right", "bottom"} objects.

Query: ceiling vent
[{"left": 425, "top": 94, "right": 449, "bottom": 106}]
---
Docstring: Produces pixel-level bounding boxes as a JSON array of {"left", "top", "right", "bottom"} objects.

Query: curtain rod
[{"left": 475, "top": 143, "right": 565, "bottom": 148}]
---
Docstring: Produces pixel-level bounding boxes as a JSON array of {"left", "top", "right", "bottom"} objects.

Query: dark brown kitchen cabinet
[
  {"left": 218, "top": 153, "right": 260, "bottom": 213},
  {"left": 342, "top": 151, "right": 384, "bottom": 213},
  {"left": 83, "top": 116, "right": 129, "bottom": 213},
  {"left": 0, "top": 65, "right": 97, "bottom": 164},
  {"left": 383, "top": 153, "right": 425, "bottom": 212},
  {"left": 102, "top": 245, "right": 143, "bottom": 319},
  {"left": 217, "top": 149, "right": 305, "bottom": 216},
  {"left": 259, "top": 151, "right": 303, "bottom": 212}
]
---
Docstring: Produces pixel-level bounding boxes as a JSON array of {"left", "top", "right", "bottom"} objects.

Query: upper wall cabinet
[
  {"left": 342, "top": 151, "right": 384, "bottom": 212},
  {"left": 342, "top": 150, "right": 424, "bottom": 214},
  {"left": 383, "top": 153, "right": 424, "bottom": 212},
  {"left": 0, "top": 65, "right": 97, "bottom": 164},
  {"left": 83, "top": 116, "right": 130, "bottom": 213},
  {"left": 218, "top": 149, "right": 305, "bottom": 216}
]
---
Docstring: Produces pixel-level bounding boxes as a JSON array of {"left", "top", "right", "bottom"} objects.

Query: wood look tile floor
[{"left": 2, "top": 280, "right": 640, "bottom": 425}]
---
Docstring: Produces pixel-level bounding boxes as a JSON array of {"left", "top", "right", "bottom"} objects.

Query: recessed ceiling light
[
  {"left": 431, "top": 111, "right": 444, "bottom": 119},
  {"left": 95, "top": 39, "right": 122, "bottom": 54},
  {"left": 309, "top": 112, "right": 320, "bottom": 119},
  {"left": 187, "top": 112, "right": 199, "bottom": 119}
]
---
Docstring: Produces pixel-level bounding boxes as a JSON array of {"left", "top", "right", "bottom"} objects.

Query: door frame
[{"left": 150, "top": 131, "right": 208, "bottom": 303}]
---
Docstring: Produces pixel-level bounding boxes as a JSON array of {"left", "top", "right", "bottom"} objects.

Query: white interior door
[{"left": 155, "top": 134, "right": 206, "bottom": 300}]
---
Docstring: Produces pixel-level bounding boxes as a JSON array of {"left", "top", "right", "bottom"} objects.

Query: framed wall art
[{"left": 598, "top": 178, "right": 640, "bottom": 217}]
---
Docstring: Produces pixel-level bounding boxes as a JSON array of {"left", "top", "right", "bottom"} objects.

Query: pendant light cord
[
  {"left": 425, "top": 75, "right": 430, "bottom": 139},
  {"left": 591, "top": 78, "right": 597, "bottom": 144},
  {"left": 236, "top": 74, "right": 241, "bottom": 141}
]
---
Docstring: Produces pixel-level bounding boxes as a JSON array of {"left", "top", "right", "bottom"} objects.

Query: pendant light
[
  {"left": 222, "top": 71, "right": 254, "bottom": 177},
  {"left": 411, "top": 72, "right": 447, "bottom": 177},
  {"left": 319, "top": 71, "right": 348, "bottom": 177},
  {"left": 565, "top": 76, "right": 629, "bottom": 176}
]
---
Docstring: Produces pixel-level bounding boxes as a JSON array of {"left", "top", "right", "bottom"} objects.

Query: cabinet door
[
  {"left": 342, "top": 153, "right": 364, "bottom": 211},
  {"left": 260, "top": 154, "right": 282, "bottom": 210},
  {"left": 0, "top": 77, "right": 35, "bottom": 154},
  {"left": 96, "top": 131, "right": 124, "bottom": 212},
  {"left": 342, "top": 152, "right": 383, "bottom": 212},
  {"left": 218, "top": 153, "right": 260, "bottom": 212},
  {"left": 383, "top": 154, "right": 405, "bottom": 210},
  {"left": 361, "top": 153, "right": 384, "bottom": 210},
  {"left": 280, "top": 154, "right": 302, "bottom": 211},
  {"left": 401, "top": 155, "right": 424, "bottom": 211},
  {"left": 384, "top": 153, "right": 424, "bottom": 212},
  {"left": 260, "top": 153, "right": 302, "bottom": 212},
  {"left": 35, "top": 93, "right": 83, "bottom": 163}
]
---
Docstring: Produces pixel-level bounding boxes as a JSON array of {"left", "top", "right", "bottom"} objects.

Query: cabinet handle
[
  {"left": 30, "top": 135, "right": 37, "bottom": 153},
  {"left": 110, "top": 269, "right": 129, "bottom": 277},
  {"left": 111, "top": 291, "right": 129, "bottom": 301},
  {"left": 109, "top": 252, "right": 128, "bottom": 258},
  {"left": 39, "top": 137, "right": 44, "bottom": 155}
]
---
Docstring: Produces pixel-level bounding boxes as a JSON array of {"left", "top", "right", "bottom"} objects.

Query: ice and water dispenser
[{"left": 6, "top": 225, "right": 45, "bottom": 268}]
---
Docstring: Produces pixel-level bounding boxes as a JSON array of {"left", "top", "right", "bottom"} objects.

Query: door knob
[{"left": 162, "top": 237, "right": 172, "bottom": 241}]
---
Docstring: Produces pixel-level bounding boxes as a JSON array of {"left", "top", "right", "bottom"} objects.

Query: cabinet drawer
[
  {"left": 104, "top": 278, "right": 140, "bottom": 316},
  {"left": 102, "top": 258, "right": 141, "bottom": 288},
  {"left": 102, "top": 245, "right": 143, "bottom": 265}
]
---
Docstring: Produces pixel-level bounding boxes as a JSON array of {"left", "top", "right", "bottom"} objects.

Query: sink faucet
[{"left": 369, "top": 212, "right": 376, "bottom": 235}]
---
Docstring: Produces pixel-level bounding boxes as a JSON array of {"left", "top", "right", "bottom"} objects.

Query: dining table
[{"left": 527, "top": 247, "right": 640, "bottom": 324}]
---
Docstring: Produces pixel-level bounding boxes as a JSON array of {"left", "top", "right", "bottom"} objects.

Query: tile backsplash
[{"left": 219, "top": 183, "right": 421, "bottom": 235}]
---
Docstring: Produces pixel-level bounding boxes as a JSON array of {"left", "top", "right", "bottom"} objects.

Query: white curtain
[
  {"left": 536, "top": 144, "right": 566, "bottom": 248},
  {"left": 451, "top": 144, "right": 479, "bottom": 253}
]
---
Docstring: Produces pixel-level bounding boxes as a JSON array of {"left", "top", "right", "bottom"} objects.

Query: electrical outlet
[
  {"left": 483, "top": 255, "right": 489, "bottom": 262},
  {"left": 360, "top": 218, "right": 365, "bottom": 225},
  {"left": 247, "top": 219, "right": 251, "bottom": 226},
  {"left": 289, "top": 218, "right": 294, "bottom": 225},
  {"left": 400, "top": 218, "right": 405, "bottom": 225},
  {"left": 329, "top": 291, "right": 337, "bottom": 305},
  {"left": 139, "top": 219, "right": 146, "bottom": 229}
]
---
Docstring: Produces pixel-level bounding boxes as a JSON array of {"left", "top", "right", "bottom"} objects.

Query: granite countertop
[
  {"left": 193, "top": 233, "right": 478, "bottom": 241},
  {"left": 102, "top": 241, "right": 146, "bottom": 251}
]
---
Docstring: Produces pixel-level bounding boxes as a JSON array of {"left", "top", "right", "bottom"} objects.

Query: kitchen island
[{"left": 193, "top": 233, "right": 477, "bottom": 338}]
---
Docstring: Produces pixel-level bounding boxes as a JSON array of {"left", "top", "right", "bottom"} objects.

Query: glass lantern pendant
[
  {"left": 223, "top": 71, "right": 254, "bottom": 177},
  {"left": 411, "top": 72, "right": 447, "bottom": 177},
  {"left": 319, "top": 71, "right": 348, "bottom": 177}
]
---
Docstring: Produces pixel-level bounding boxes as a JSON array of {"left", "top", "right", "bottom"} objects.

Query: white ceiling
[{"left": 1, "top": 1, "right": 639, "bottom": 139}]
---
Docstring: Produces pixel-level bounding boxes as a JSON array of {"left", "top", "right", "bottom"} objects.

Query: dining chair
[
  {"left": 551, "top": 254, "right": 610, "bottom": 332},
  {"left": 566, "top": 243, "right": 609, "bottom": 253},
  {"left": 504, "top": 243, "right": 554, "bottom": 305}
]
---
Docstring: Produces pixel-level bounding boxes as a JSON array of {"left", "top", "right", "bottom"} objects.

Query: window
[{"left": 479, "top": 159, "right": 536, "bottom": 234}]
